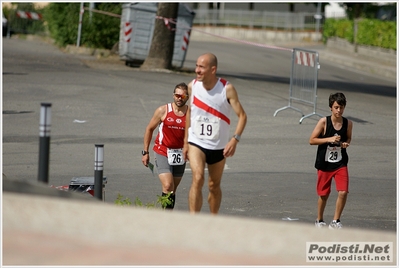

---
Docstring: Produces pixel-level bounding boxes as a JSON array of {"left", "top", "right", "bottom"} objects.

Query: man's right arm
[{"left": 142, "top": 105, "right": 165, "bottom": 166}]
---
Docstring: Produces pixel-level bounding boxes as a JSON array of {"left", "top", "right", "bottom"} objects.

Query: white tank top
[{"left": 188, "top": 78, "right": 232, "bottom": 150}]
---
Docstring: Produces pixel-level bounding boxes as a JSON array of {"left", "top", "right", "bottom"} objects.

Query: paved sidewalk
[{"left": 3, "top": 184, "right": 396, "bottom": 266}]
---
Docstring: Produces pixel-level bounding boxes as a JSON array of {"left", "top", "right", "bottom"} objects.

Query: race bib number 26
[
  {"left": 167, "top": 148, "right": 184, "bottom": 166},
  {"left": 193, "top": 115, "right": 220, "bottom": 140}
]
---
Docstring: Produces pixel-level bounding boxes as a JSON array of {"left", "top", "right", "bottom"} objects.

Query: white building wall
[{"left": 324, "top": 2, "right": 347, "bottom": 18}]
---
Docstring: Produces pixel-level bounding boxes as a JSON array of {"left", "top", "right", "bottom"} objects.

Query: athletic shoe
[
  {"left": 329, "top": 220, "right": 343, "bottom": 229},
  {"left": 315, "top": 220, "right": 326, "bottom": 228}
]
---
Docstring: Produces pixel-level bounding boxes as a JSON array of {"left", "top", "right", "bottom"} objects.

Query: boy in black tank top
[{"left": 309, "top": 93, "right": 353, "bottom": 229}]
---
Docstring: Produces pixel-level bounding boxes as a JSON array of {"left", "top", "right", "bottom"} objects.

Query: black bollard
[
  {"left": 94, "top": 144, "right": 104, "bottom": 200},
  {"left": 38, "top": 103, "right": 52, "bottom": 184}
]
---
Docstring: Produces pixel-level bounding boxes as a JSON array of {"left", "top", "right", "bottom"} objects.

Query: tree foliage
[
  {"left": 43, "top": 3, "right": 121, "bottom": 49},
  {"left": 357, "top": 19, "right": 396, "bottom": 49},
  {"left": 340, "top": 3, "right": 396, "bottom": 20},
  {"left": 322, "top": 18, "right": 396, "bottom": 50}
]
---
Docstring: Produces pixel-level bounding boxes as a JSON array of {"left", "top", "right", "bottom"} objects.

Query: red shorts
[{"left": 316, "top": 166, "right": 349, "bottom": 196}]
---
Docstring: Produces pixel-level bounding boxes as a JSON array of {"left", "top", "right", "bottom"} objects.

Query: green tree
[
  {"left": 44, "top": 3, "right": 121, "bottom": 49},
  {"left": 44, "top": 3, "right": 80, "bottom": 46},
  {"left": 84, "top": 3, "right": 122, "bottom": 49},
  {"left": 339, "top": 3, "right": 396, "bottom": 20}
]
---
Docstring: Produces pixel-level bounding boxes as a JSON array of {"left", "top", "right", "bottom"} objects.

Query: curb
[{"left": 64, "top": 44, "right": 115, "bottom": 58}]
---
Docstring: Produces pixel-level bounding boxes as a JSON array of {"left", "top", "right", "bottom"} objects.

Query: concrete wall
[
  {"left": 191, "top": 26, "right": 323, "bottom": 43},
  {"left": 188, "top": 3, "right": 318, "bottom": 12}
]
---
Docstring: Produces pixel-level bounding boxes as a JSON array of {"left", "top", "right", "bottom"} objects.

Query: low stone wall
[
  {"left": 191, "top": 26, "right": 322, "bottom": 43},
  {"left": 64, "top": 44, "right": 112, "bottom": 58}
]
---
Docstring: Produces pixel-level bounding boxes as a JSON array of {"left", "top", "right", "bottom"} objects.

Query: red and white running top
[
  {"left": 153, "top": 103, "right": 186, "bottom": 157},
  {"left": 188, "top": 78, "right": 232, "bottom": 150}
]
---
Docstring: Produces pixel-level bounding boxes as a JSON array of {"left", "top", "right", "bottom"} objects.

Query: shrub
[
  {"left": 322, "top": 18, "right": 396, "bottom": 50},
  {"left": 43, "top": 3, "right": 121, "bottom": 49},
  {"left": 357, "top": 19, "right": 396, "bottom": 50}
]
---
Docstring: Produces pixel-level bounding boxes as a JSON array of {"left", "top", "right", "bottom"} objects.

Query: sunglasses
[{"left": 174, "top": 93, "right": 187, "bottom": 99}]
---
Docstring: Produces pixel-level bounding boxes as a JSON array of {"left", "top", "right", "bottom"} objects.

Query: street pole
[
  {"left": 77, "top": 2, "right": 84, "bottom": 47},
  {"left": 94, "top": 144, "right": 104, "bottom": 200},
  {"left": 89, "top": 2, "right": 95, "bottom": 24},
  {"left": 38, "top": 103, "right": 52, "bottom": 184},
  {"left": 314, "top": 3, "right": 322, "bottom": 42}
]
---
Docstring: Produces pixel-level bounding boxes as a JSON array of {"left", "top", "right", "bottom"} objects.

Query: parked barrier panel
[
  {"left": 6, "top": 10, "right": 45, "bottom": 36},
  {"left": 274, "top": 48, "right": 323, "bottom": 124}
]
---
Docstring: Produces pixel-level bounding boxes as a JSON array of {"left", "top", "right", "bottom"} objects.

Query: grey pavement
[{"left": 2, "top": 34, "right": 397, "bottom": 266}]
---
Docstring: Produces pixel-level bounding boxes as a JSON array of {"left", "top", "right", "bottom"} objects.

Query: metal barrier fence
[
  {"left": 193, "top": 9, "right": 323, "bottom": 31},
  {"left": 6, "top": 10, "right": 45, "bottom": 36},
  {"left": 274, "top": 48, "right": 323, "bottom": 124}
]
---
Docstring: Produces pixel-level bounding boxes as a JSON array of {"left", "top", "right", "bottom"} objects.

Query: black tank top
[{"left": 315, "top": 116, "right": 349, "bottom": 171}]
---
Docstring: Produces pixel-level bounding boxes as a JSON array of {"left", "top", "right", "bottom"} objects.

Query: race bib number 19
[
  {"left": 194, "top": 115, "right": 220, "bottom": 140},
  {"left": 167, "top": 148, "right": 184, "bottom": 166}
]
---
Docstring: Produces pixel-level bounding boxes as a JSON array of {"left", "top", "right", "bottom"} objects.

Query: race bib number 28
[{"left": 193, "top": 115, "right": 220, "bottom": 140}]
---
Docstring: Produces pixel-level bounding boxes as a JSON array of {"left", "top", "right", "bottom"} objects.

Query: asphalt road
[{"left": 2, "top": 37, "right": 396, "bottom": 232}]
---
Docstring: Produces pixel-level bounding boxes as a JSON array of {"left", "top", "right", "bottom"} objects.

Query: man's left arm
[{"left": 224, "top": 83, "right": 247, "bottom": 157}]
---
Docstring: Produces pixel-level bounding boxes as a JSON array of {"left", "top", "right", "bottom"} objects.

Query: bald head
[
  {"left": 195, "top": 53, "right": 219, "bottom": 85},
  {"left": 200, "top": 53, "right": 218, "bottom": 68}
]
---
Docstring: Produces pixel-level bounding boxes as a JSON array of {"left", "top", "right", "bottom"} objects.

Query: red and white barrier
[
  {"left": 123, "top": 22, "right": 132, "bottom": 43},
  {"left": 16, "top": 10, "right": 43, "bottom": 20},
  {"left": 295, "top": 51, "right": 315, "bottom": 67},
  {"left": 181, "top": 30, "right": 191, "bottom": 51}
]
